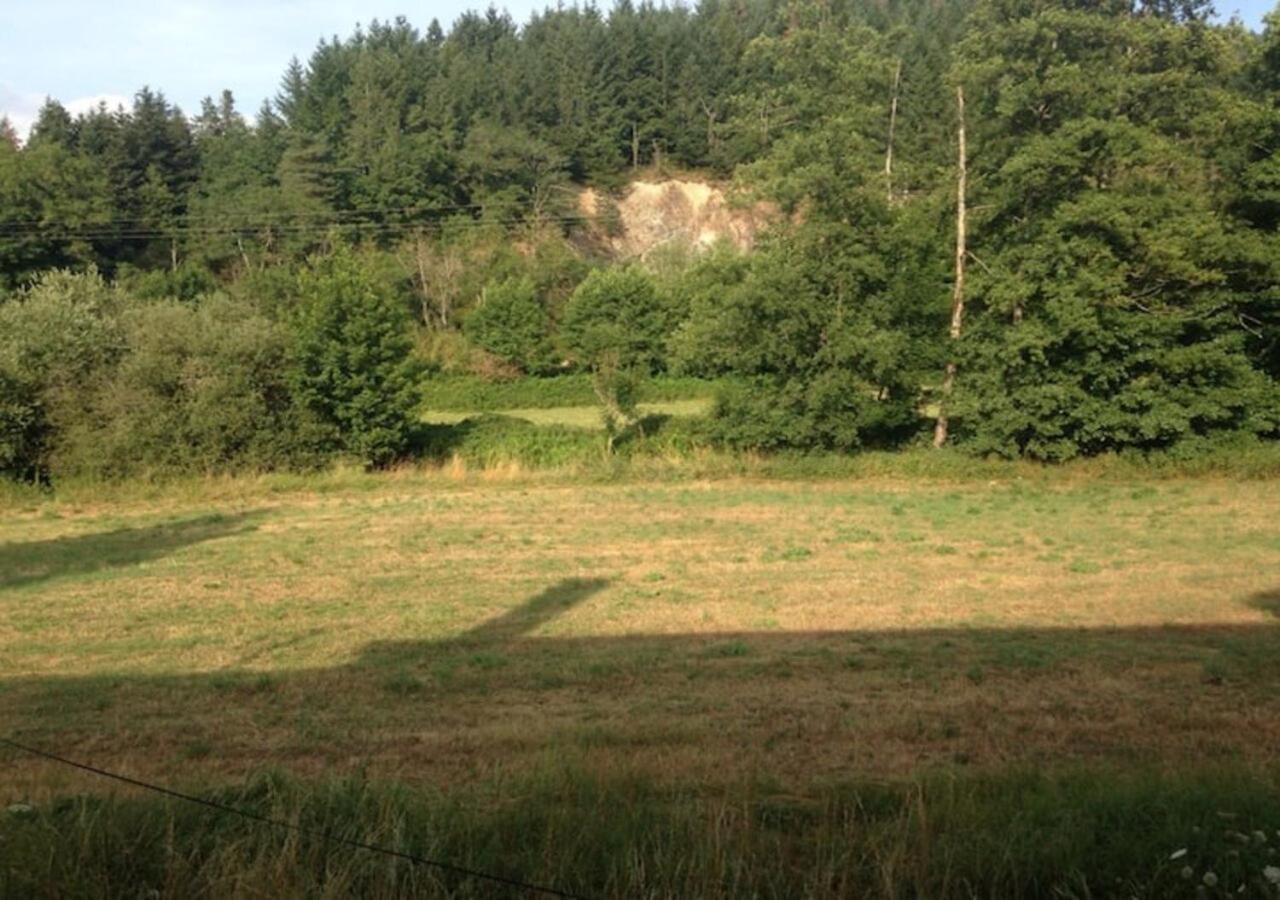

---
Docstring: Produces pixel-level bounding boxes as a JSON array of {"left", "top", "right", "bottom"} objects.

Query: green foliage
[
  {"left": 116, "top": 261, "right": 219, "bottom": 302},
  {"left": 562, "top": 266, "right": 666, "bottom": 374},
  {"left": 1, "top": 0, "right": 1276, "bottom": 466},
  {"left": 0, "top": 141, "right": 111, "bottom": 287},
  {"left": 462, "top": 277, "right": 553, "bottom": 373},
  {"left": 947, "top": 3, "right": 1280, "bottom": 460},
  {"left": 0, "top": 270, "right": 123, "bottom": 480},
  {"left": 673, "top": 229, "right": 922, "bottom": 452},
  {"left": 420, "top": 414, "right": 601, "bottom": 468},
  {"left": 562, "top": 265, "right": 668, "bottom": 438},
  {"left": 289, "top": 248, "right": 420, "bottom": 467},
  {"left": 55, "top": 295, "right": 327, "bottom": 478}
]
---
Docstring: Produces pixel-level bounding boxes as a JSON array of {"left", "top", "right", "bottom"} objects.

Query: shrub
[
  {"left": 54, "top": 294, "right": 328, "bottom": 478},
  {"left": 562, "top": 266, "right": 666, "bottom": 376},
  {"left": 953, "top": 306, "right": 1280, "bottom": 462},
  {"left": 0, "top": 269, "right": 123, "bottom": 481},
  {"left": 116, "top": 261, "right": 219, "bottom": 303},
  {"left": 421, "top": 373, "right": 725, "bottom": 411},
  {"left": 671, "top": 230, "right": 921, "bottom": 451},
  {"left": 562, "top": 266, "right": 667, "bottom": 441},
  {"left": 463, "top": 277, "right": 553, "bottom": 373},
  {"left": 289, "top": 248, "right": 420, "bottom": 467}
]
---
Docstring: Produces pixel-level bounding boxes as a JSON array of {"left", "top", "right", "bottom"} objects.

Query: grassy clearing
[
  {"left": 2, "top": 472, "right": 1279, "bottom": 896},
  {"left": 422, "top": 398, "right": 711, "bottom": 429},
  {"left": 407, "top": 415, "right": 1280, "bottom": 482},
  {"left": 422, "top": 374, "right": 724, "bottom": 411}
]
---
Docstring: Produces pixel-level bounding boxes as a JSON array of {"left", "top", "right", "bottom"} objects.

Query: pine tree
[
  {"left": 944, "top": 0, "right": 1278, "bottom": 458},
  {"left": 26, "top": 99, "right": 75, "bottom": 149}
]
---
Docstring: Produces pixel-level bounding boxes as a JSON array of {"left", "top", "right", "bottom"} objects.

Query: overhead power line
[
  {"left": 0, "top": 199, "right": 504, "bottom": 232},
  {"left": 0, "top": 212, "right": 596, "bottom": 243},
  {"left": 0, "top": 194, "right": 596, "bottom": 238},
  {"left": 1, "top": 735, "right": 589, "bottom": 900}
]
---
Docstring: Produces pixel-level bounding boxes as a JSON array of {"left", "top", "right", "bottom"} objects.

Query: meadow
[{"left": 3, "top": 465, "right": 1280, "bottom": 897}]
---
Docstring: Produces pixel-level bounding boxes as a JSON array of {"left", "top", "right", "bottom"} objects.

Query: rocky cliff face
[{"left": 577, "top": 179, "right": 771, "bottom": 259}]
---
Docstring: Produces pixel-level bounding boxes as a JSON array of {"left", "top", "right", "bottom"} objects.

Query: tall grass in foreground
[{"left": 4, "top": 765, "right": 1280, "bottom": 898}]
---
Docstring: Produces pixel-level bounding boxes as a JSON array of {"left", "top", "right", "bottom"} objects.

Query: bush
[
  {"left": 953, "top": 306, "right": 1280, "bottom": 461},
  {"left": 671, "top": 229, "right": 922, "bottom": 451},
  {"left": 289, "top": 248, "right": 420, "bottom": 467},
  {"left": 463, "top": 277, "right": 553, "bottom": 373},
  {"left": 562, "top": 266, "right": 668, "bottom": 440},
  {"left": 54, "top": 294, "right": 329, "bottom": 478},
  {"left": 562, "top": 266, "right": 666, "bottom": 376},
  {"left": 116, "top": 261, "right": 219, "bottom": 303},
  {"left": 0, "top": 270, "right": 123, "bottom": 481}
]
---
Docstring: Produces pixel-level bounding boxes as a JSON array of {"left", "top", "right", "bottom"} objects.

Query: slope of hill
[{"left": 578, "top": 179, "right": 773, "bottom": 259}]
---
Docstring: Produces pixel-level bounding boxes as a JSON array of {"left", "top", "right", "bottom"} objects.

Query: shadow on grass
[
  {"left": 457, "top": 577, "right": 611, "bottom": 644},
  {"left": 409, "top": 418, "right": 480, "bottom": 464},
  {"left": 1249, "top": 587, "right": 1280, "bottom": 619},
  {"left": 2, "top": 578, "right": 1278, "bottom": 778},
  {"left": 3, "top": 580, "right": 1280, "bottom": 898},
  {"left": 0, "top": 512, "right": 263, "bottom": 592}
]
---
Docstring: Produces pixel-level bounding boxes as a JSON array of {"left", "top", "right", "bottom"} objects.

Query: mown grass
[
  {"left": 2, "top": 471, "right": 1280, "bottom": 896},
  {"left": 421, "top": 398, "right": 711, "bottom": 429},
  {"left": 422, "top": 373, "right": 725, "bottom": 411}
]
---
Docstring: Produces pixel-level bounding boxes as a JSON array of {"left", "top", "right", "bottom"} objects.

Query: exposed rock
[{"left": 577, "top": 179, "right": 771, "bottom": 260}]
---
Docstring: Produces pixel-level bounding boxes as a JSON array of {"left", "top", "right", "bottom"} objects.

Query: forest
[{"left": 1, "top": 0, "right": 1278, "bottom": 482}]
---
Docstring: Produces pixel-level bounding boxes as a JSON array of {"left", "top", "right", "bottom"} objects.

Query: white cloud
[
  {"left": 0, "top": 83, "right": 130, "bottom": 143},
  {"left": 63, "top": 94, "right": 132, "bottom": 118},
  {"left": 0, "top": 84, "right": 43, "bottom": 142}
]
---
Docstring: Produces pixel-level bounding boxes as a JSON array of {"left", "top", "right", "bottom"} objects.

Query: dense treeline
[
  {"left": 0, "top": 0, "right": 967, "bottom": 283},
  {"left": 1, "top": 0, "right": 1277, "bottom": 480}
]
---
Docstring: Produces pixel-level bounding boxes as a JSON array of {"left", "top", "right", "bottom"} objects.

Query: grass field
[
  {"left": 422, "top": 398, "right": 711, "bottom": 428},
  {"left": 3, "top": 470, "right": 1280, "bottom": 896}
]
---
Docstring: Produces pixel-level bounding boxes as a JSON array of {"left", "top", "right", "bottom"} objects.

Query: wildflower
[
  {"left": 1181, "top": 865, "right": 1195, "bottom": 879},
  {"left": 1252, "top": 830, "right": 1267, "bottom": 845},
  {"left": 1171, "top": 848, "right": 1189, "bottom": 860},
  {"left": 1203, "top": 872, "right": 1219, "bottom": 888},
  {"left": 1263, "top": 865, "right": 1280, "bottom": 885}
]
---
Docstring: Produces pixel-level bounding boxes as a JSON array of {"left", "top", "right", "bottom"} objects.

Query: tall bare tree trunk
[
  {"left": 413, "top": 234, "right": 432, "bottom": 326},
  {"left": 885, "top": 59, "right": 902, "bottom": 203},
  {"left": 700, "top": 98, "right": 718, "bottom": 156},
  {"left": 933, "top": 85, "right": 967, "bottom": 449}
]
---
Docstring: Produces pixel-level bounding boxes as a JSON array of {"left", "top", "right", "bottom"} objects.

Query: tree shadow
[
  {"left": 1248, "top": 587, "right": 1280, "bottom": 619},
  {"left": 3, "top": 578, "right": 1280, "bottom": 791},
  {"left": 0, "top": 512, "right": 263, "bottom": 592},
  {"left": 358, "top": 577, "right": 610, "bottom": 668},
  {"left": 456, "top": 577, "right": 611, "bottom": 645},
  {"left": 409, "top": 418, "right": 480, "bottom": 464}
]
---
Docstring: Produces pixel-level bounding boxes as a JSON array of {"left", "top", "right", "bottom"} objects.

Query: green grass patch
[
  {"left": 422, "top": 374, "right": 725, "bottom": 411},
  {"left": 422, "top": 398, "right": 711, "bottom": 430},
  {"left": 4, "top": 765, "right": 1280, "bottom": 898}
]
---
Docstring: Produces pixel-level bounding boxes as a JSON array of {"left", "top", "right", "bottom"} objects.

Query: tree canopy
[{"left": 0, "top": 0, "right": 1276, "bottom": 475}]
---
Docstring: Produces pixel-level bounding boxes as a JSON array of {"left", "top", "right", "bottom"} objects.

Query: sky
[
  {"left": 1, "top": 0, "right": 1276, "bottom": 140},
  {"left": 0, "top": 1, "right": 545, "bottom": 139}
]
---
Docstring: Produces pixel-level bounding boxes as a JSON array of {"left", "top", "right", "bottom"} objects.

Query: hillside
[{"left": 579, "top": 179, "right": 773, "bottom": 259}]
